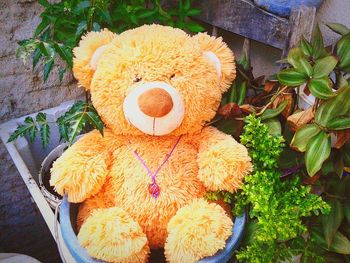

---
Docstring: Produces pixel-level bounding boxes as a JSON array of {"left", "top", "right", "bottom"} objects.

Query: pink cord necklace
[{"left": 132, "top": 135, "right": 182, "bottom": 198}]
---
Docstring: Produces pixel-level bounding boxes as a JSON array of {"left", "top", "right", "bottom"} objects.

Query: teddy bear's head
[{"left": 73, "top": 25, "right": 235, "bottom": 136}]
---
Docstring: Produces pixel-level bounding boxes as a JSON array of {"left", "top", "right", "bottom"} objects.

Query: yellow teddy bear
[{"left": 50, "top": 24, "right": 251, "bottom": 263}]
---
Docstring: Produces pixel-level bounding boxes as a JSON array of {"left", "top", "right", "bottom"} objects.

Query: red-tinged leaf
[
  {"left": 217, "top": 103, "right": 242, "bottom": 119},
  {"left": 303, "top": 172, "right": 321, "bottom": 185},
  {"left": 334, "top": 130, "right": 350, "bottom": 149},
  {"left": 287, "top": 108, "right": 314, "bottom": 132}
]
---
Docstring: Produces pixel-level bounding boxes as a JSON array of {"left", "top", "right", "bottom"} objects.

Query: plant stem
[
  {"left": 236, "top": 67, "right": 260, "bottom": 90},
  {"left": 256, "top": 85, "right": 289, "bottom": 116}
]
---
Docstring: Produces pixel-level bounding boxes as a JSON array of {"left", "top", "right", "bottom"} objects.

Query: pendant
[{"left": 148, "top": 182, "right": 160, "bottom": 198}]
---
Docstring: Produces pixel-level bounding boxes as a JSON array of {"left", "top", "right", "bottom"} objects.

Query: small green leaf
[
  {"left": 326, "top": 117, "right": 350, "bottom": 130},
  {"left": 263, "top": 118, "right": 281, "bottom": 135},
  {"left": 100, "top": 10, "right": 113, "bottom": 25},
  {"left": 237, "top": 81, "right": 247, "bottom": 105},
  {"left": 92, "top": 22, "right": 101, "bottom": 32},
  {"left": 185, "top": 21, "right": 204, "bottom": 33},
  {"left": 76, "top": 21, "right": 87, "bottom": 37},
  {"left": 74, "top": 0, "right": 90, "bottom": 13},
  {"left": 337, "top": 33, "right": 350, "bottom": 71},
  {"left": 313, "top": 56, "right": 338, "bottom": 78},
  {"left": 345, "top": 203, "right": 350, "bottom": 223},
  {"left": 290, "top": 124, "right": 321, "bottom": 152},
  {"left": 7, "top": 116, "right": 38, "bottom": 143},
  {"left": 59, "top": 68, "right": 66, "bottom": 82},
  {"left": 322, "top": 199, "right": 344, "bottom": 247},
  {"left": 311, "top": 228, "right": 350, "bottom": 254},
  {"left": 277, "top": 68, "right": 308, "bottom": 86},
  {"left": 34, "top": 18, "right": 50, "bottom": 37},
  {"left": 32, "top": 48, "right": 42, "bottom": 69},
  {"left": 36, "top": 113, "right": 50, "bottom": 148},
  {"left": 300, "top": 36, "right": 313, "bottom": 57},
  {"left": 287, "top": 47, "right": 313, "bottom": 76},
  {"left": 56, "top": 101, "right": 104, "bottom": 143},
  {"left": 86, "top": 111, "right": 104, "bottom": 135},
  {"left": 38, "top": 0, "right": 50, "bottom": 8},
  {"left": 326, "top": 23, "right": 350, "bottom": 36},
  {"left": 261, "top": 100, "right": 288, "bottom": 121},
  {"left": 186, "top": 8, "right": 201, "bottom": 16},
  {"left": 330, "top": 232, "right": 350, "bottom": 254},
  {"left": 308, "top": 77, "right": 335, "bottom": 99},
  {"left": 228, "top": 82, "right": 238, "bottom": 103},
  {"left": 43, "top": 59, "right": 53, "bottom": 82},
  {"left": 241, "top": 220, "right": 259, "bottom": 247},
  {"left": 316, "top": 86, "right": 350, "bottom": 126},
  {"left": 305, "top": 130, "right": 331, "bottom": 176},
  {"left": 54, "top": 44, "right": 72, "bottom": 68},
  {"left": 312, "top": 24, "right": 327, "bottom": 59},
  {"left": 237, "top": 38, "right": 251, "bottom": 71}
]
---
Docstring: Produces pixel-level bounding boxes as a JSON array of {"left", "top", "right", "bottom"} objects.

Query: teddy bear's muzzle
[{"left": 123, "top": 81, "right": 185, "bottom": 136}]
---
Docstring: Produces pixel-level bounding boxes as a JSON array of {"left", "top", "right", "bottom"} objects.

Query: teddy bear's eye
[
  {"left": 170, "top": 74, "right": 175, "bottom": 79},
  {"left": 133, "top": 75, "right": 142, "bottom": 83}
]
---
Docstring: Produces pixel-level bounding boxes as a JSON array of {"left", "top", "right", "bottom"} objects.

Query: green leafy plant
[
  {"left": 234, "top": 115, "right": 330, "bottom": 262},
  {"left": 275, "top": 24, "right": 350, "bottom": 177},
  {"left": 7, "top": 113, "right": 50, "bottom": 148},
  {"left": 17, "top": 0, "right": 204, "bottom": 81},
  {"left": 8, "top": 101, "right": 103, "bottom": 147}
]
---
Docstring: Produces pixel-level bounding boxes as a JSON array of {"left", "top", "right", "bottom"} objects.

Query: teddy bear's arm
[
  {"left": 196, "top": 126, "right": 252, "bottom": 192},
  {"left": 50, "top": 130, "right": 112, "bottom": 203}
]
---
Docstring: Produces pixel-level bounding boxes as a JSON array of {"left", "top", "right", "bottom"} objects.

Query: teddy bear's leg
[
  {"left": 76, "top": 191, "right": 110, "bottom": 231},
  {"left": 164, "top": 199, "right": 233, "bottom": 263},
  {"left": 78, "top": 207, "right": 150, "bottom": 263}
]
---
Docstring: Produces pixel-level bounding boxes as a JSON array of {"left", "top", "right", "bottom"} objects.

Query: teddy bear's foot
[
  {"left": 78, "top": 207, "right": 150, "bottom": 263},
  {"left": 164, "top": 199, "right": 233, "bottom": 263}
]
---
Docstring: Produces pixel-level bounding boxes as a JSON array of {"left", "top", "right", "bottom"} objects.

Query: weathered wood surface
[
  {"left": 282, "top": 6, "right": 316, "bottom": 56},
  {"left": 163, "top": 0, "right": 316, "bottom": 54},
  {"left": 163, "top": 0, "right": 290, "bottom": 49}
]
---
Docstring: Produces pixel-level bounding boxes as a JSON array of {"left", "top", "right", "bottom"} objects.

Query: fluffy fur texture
[
  {"left": 165, "top": 199, "right": 233, "bottom": 263},
  {"left": 78, "top": 207, "right": 150, "bottom": 262},
  {"left": 51, "top": 25, "right": 251, "bottom": 262}
]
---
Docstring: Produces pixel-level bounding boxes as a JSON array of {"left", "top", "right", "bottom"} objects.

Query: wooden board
[{"left": 163, "top": 0, "right": 290, "bottom": 49}]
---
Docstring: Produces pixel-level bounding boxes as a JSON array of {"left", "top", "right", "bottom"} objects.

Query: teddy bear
[{"left": 50, "top": 24, "right": 251, "bottom": 263}]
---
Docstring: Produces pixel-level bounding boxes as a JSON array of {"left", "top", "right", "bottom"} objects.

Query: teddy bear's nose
[{"left": 138, "top": 88, "right": 174, "bottom": 117}]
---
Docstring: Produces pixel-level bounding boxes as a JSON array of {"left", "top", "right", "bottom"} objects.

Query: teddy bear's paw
[
  {"left": 198, "top": 136, "right": 252, "bottom": 192},
  {"left": 164, "top": 199, "right": 233, "bottom": 263},
  {"left": 50, "top": 131, "right": 110, "bottom": 203},
  {"left": 78, "top": 207, "right": 150, "bottom": 263}
]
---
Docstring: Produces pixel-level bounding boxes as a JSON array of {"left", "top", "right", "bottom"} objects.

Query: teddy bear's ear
[
  {"left": 73, "top": 29, "right": 117, "bottom": 90},
  {"left": 193, "top": 33, "right": 236, "bottom": 92}
]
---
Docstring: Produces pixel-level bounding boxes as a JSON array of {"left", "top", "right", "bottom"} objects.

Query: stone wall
[{"left": 0, "top": 1, "right": 83, "bottom": 262}]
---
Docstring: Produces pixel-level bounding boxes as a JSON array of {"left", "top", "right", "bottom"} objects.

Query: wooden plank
[
  {"left": 162, "top": 0, "right": 289, "bottom": 49},
  {"left": 282, "top": 6, "right": 316, "bottom": 56}
]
